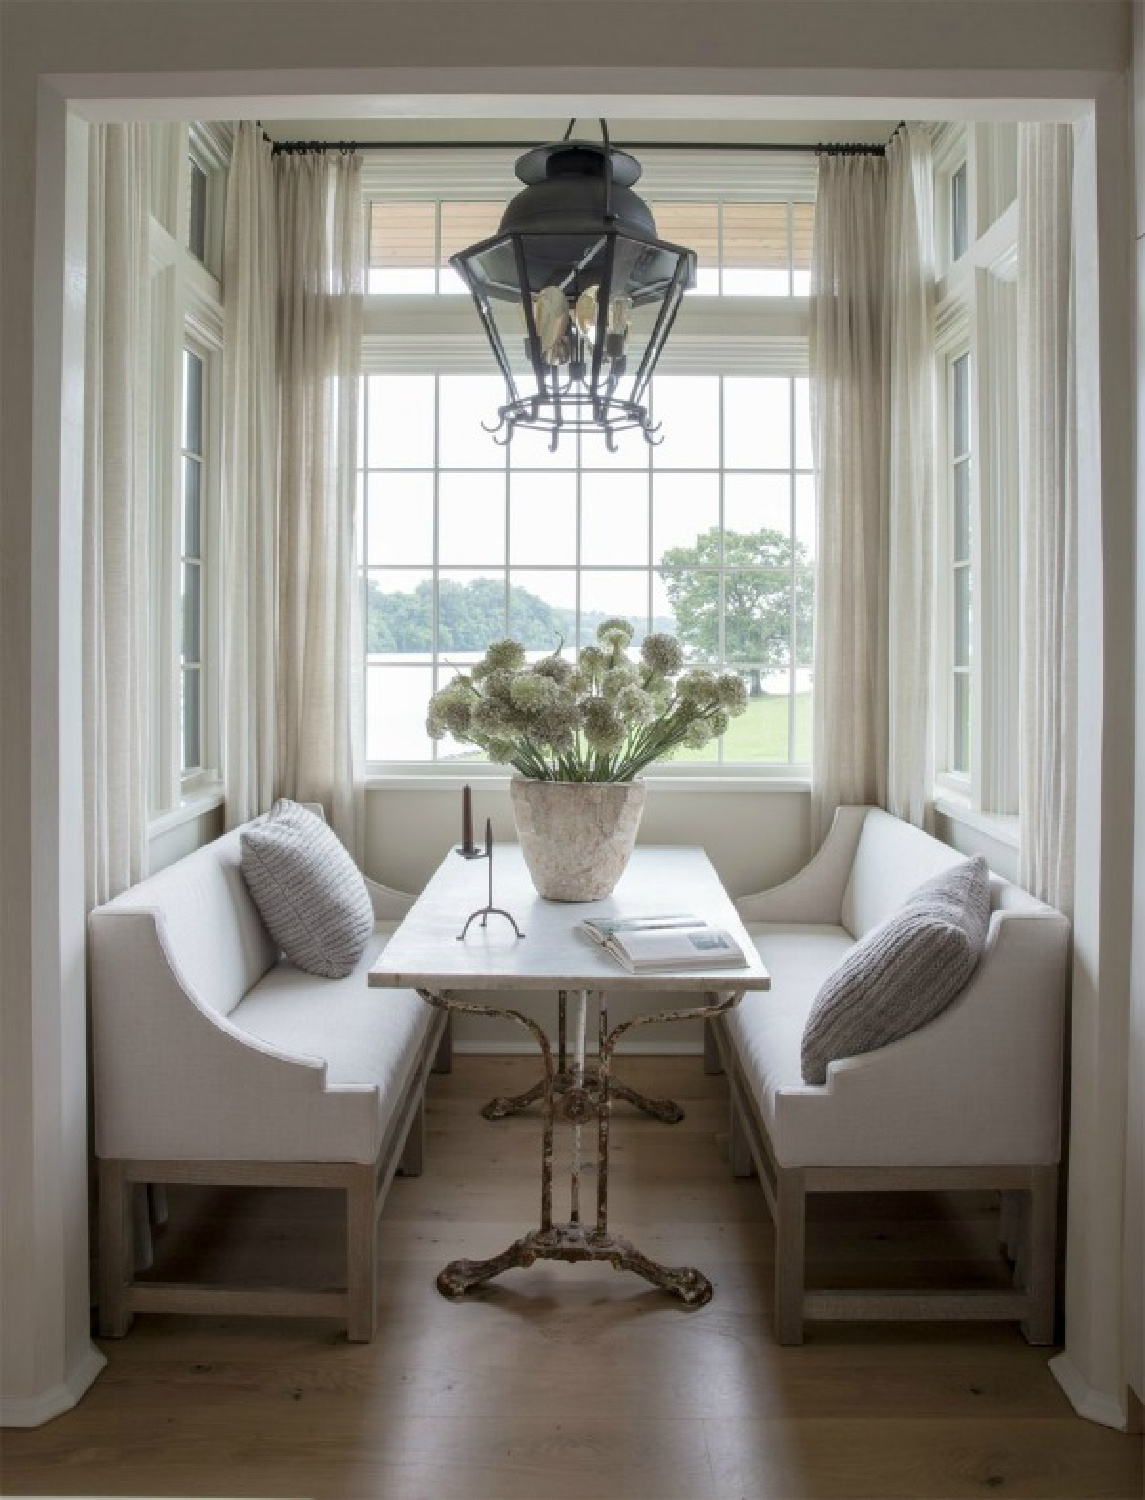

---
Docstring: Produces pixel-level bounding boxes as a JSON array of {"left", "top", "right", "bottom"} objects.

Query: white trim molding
[
  {"left": 0, "top": 1346, "right": 106, "bottom": 1430},
  {"left": 1050, "top": 1351, "right": 1138, "bottom": 1432}
]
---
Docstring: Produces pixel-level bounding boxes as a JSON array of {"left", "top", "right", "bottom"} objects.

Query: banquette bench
[
  {"left": 88, "top": 814, "right": 448, "bottom": 1342},
  {"left": 713, "top": 806, "right": 1070, "bottom": 1344}
]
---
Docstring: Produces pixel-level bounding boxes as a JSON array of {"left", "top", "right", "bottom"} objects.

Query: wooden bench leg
[
  {"left": 774, "top": 1165, "right": 806, "bottom": 1346},
  {"left": 97, "top": 1159, "right": 134, "bottom": 1338},
  {"left": 432, "top": 1013, "right": 453, "bottom": 1074},
  {"left": 1021, "top": 1164, "right": 1058, "bottom": 1345},
  {"left": 703, "top": 1018, "right": 723, "bottom": 1076},
  {"left": 346, "top": 1163, "right": 379, "bottom": 1343},
  {"left": 398, "top": 1097, "right": 426, "bottom": 1177},
  {"left": 729, "top": 1095, "right": 755, "bottom": 1179}
]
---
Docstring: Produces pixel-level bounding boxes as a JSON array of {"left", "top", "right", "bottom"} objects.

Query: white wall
[{"left": 0, "top": 0, "right": 1136, "bottom": 1430}]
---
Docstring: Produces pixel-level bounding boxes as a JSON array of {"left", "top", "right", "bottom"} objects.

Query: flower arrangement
[{"left": 426, "top": 619, "right": 749, "bottom": 782}]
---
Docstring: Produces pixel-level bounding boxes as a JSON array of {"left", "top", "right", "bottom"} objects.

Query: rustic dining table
[{"left": 368, "top": 842, "right": 771, "bottom": 1307}]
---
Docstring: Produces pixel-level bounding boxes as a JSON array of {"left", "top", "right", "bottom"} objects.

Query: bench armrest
[{"left": 736, "top": 805, "right": 869, "bottom": 925}]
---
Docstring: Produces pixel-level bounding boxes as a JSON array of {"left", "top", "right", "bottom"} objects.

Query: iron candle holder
[{"left": 456, "top": 818, "right": 525, "bottom": 941}]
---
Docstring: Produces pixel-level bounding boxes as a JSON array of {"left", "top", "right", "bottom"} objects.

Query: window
[
  {"left": 145, "top": 122, "right": 229, "bottom": 821},
  {"left": 932, "top": 123, "right": 1019, "bottom": 820},
  {"left": 359, "top": 373, "right": 814, "bottom": 768},
  {"left": 947, "top": 349, "right": 972, "bottom": 777},
  {"left": 187, "top": 157, "right": 209, "bottom": 263},
  {"left": 180, "top": 348, "right": 206, "bottom": 774},
  {"left": 949, "top": 161, "right": 968, "bottom": 263},
  {"left": 368, "top": 189, "right": 813, "bottom": 297},
  {"left": 361, "top": 150, "right": 816, "bottom": 774}
]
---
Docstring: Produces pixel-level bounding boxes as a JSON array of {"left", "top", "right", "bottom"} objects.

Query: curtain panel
[
  {"left": 83, "top": 124, "right": 153, "bottom": 909},
  {"left": 273, "top": 150, "right": 365, "bottom": 858},
  {"left": 879, "top": 127, "right": 937, "bottom": 829},
  {"left": 222, "top": 123, "right": 280, "bottom": 829},
  {"left": 810, "top": 152, "right": 887, "bottom": 839},
  {"left": 1017, "top": 124, "right": 1076, "bottom": 916},
  {"left": 809, "top": 133, "right": 936, "bottom": 842}
]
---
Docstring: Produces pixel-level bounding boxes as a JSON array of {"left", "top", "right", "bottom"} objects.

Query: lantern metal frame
[{"left": 450, "top": 120, "right": 697, "bottom": 451}]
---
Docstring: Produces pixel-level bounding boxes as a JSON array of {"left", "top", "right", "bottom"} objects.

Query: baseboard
[
  {"left": 1049, "top": 1350, "right": 1133, "bottom": 1430},
  {"left": 0, "top": 1342, "right": 105, "bottom": 1429},
  {"left": 452, "top": 1040, "right": 704, "bottom": 1057}
]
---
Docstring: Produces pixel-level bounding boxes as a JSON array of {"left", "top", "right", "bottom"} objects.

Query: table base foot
[
  {"left": 436, "top": 1223, "right": 712, "bottom": 1308},
  {"left": 480, "top": 1071, "right": 685, "bottom": 1125}
]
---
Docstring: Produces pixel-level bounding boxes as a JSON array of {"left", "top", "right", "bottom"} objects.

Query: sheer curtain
[
  {"left": 1017, "top": 124, "right": 1076, "bottom": 914},
  {"left": 221, "top": 123, "right": 280, "bottom": 829},
  {"left": 810, "top": 153, "right": 887, "bottom": 839},
  {"left": 274, "top": 150, "right": 365, "bottom": 857},
  {"left": 810, "top": 136, "right": 936, "bottom": 841},
  {"left": 879, "top": 126, "right": 937, "bottom": 828},
  {"left": 83, "top": 124, "right": 152, "bottom": 909}
]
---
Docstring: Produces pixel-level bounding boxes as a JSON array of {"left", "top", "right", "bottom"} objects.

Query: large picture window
[{"left": 360, "top": 373, "right": 814, "bottom": 768}]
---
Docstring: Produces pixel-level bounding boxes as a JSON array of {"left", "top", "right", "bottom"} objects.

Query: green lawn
[{"left": 673, "top": 690, "right": 811, "bottom": 766}]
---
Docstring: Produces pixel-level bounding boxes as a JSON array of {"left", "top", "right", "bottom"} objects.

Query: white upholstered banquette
[
  {"left": 711, "top": 806, "right": 1070, "bottom": 1344},
  {"left": 88, "top": 818, "right": 448, "bottom": 1342}
]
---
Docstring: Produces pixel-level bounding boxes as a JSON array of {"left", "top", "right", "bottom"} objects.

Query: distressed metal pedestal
[
  {"left": 480, "top": 990, "right": 685, "bottom": 1124},
  {"left": 417, "top": 984, "right": 743, "bottom": 1308}
]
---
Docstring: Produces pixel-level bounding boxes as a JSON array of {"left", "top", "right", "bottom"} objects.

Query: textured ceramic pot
[{"left": 509, "top": 778, "right": 647, "bottom": 902}]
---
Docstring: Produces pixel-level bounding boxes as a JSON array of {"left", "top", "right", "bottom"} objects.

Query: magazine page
[
  {"left": 579, "top": 913, "right": 704, "bottom": 947},
  {"left": 605, "top": 924, "right": 749, "bottom": 972}
]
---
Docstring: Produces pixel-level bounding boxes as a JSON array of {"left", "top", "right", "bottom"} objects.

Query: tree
[
  {"left": 660, "top": 527, "right": 813, "bottom": 693},
  {"left": 366, "top": 577, "right": 567, "bottom": 654}
]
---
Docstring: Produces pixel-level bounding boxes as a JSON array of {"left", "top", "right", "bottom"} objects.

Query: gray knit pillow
[
  {"left": 800, "top": 855, "right": 992, "bottom": 1086},
  {"left": 240, "top": 800, "right": 374, "bottom": 979}
]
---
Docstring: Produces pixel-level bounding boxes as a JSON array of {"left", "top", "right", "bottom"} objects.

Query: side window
[
  {"left": 180, "top": 347, "right": 206, "bottom": 776},
  {"left": 947, "top": 349, "right": 973, "bottom": 778}
]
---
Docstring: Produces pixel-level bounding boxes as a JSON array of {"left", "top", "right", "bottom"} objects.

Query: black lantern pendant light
[{"left": 451, "top": 120, "right": 697, "bottom": 451}]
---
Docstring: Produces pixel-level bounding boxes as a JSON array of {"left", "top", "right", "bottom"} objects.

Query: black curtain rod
[{"left": 268, "top": 136, "right": 887, "bottom": 158}]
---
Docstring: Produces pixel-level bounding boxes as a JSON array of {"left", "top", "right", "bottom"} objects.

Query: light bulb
[
  {"left": 574, "top": 285, "right": 600, "bottom": 342},
  {"left": 532, "top": 286, "right": 571, "bottom": 365}
]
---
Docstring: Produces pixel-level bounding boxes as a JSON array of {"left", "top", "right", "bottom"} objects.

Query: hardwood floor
[{"left": 2, "top": 1056, "right": 1141, "bottom": 1499}]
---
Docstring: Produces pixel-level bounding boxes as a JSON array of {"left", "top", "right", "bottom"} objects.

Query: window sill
[
  {"left": 933, "top": 793, "right": 1019, "bottom": 850},
  {"left": 149, "top": 780, "right": 225, "bottom": 839}
]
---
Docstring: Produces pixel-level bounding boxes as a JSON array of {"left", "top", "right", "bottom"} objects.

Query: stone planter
[{"left": 509, "top": 778, "right": 646, "bottom": 902}]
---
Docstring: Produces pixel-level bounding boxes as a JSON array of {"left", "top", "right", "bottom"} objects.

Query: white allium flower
[
  {"left": 615, "top": 685, "right": 655, "bottom": 724},
  {"left": 715, "top": 671, "right": 749, "bottom": 715},
  {"left": 510, "top": 673, "right": 559, "bottom": 713},
  {"left": 677, "top": 668, "right": 717, "bottom": 705},
  {"left": 582, "top": 698, "right": 625, "bottom": 753},
  {"left": 595, "top": 616, "right": 635, "bottom": 647},
  {"left": 533, "top": 652, "right": 573, "bottom": 685},
  {"left": 483, "top": 639, "right": 527, "bottom": 672},
  {"left": 601, "top": 664, "right": 639, "bottom": 699},
  {"left": 640, "top": 632, "right": 685, "bottom": 677},
  {"left": 486, "top": 737, "right": 520, "bottom": 764}
]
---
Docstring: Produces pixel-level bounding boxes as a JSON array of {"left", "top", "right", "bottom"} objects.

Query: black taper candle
[{"left": 461, "top": 784, "right": 474, "bottom": 852}]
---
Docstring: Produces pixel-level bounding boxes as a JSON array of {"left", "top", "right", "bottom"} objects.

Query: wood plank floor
[{"left": 3, "top": 1056, "right": 1141, "bottom": 1499}]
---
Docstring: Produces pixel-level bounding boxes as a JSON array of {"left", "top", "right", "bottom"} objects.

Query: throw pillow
[
  {"left": 240, "top": 800, "right": 374, "bottom": 979},
  {"left": 800, "top": 855, "right": 992, "bottom": 1086}
]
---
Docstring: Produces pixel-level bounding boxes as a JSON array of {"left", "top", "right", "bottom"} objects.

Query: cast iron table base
[
  {"left": 417, "top": 984, "right": 743, "bottom": 1307},
  {"left": 436, "top": 1223, "right": 713, "bottom": 1307}
]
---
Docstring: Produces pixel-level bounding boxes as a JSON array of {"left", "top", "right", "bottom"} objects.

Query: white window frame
[
  {"left": 147, "top": 124, "right": 229, "bottom": 826},
  {"left": 360, "top": 149, "right": 816, "bottom": 781},
  {"left": 932, "top": 124, "right": 1020, "bottom": 830},
  {"left": 935, "top": 335, "right": 973, "bottom": 793}
]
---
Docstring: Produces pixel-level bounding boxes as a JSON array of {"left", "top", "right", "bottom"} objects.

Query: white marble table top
[{"left": 368, "top": 844, "right": 772, "bottom": 994}]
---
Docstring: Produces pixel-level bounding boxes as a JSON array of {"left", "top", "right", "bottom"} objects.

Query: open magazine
[{"left": 577, "top": 913, "right": 750, "bottom": 973}]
